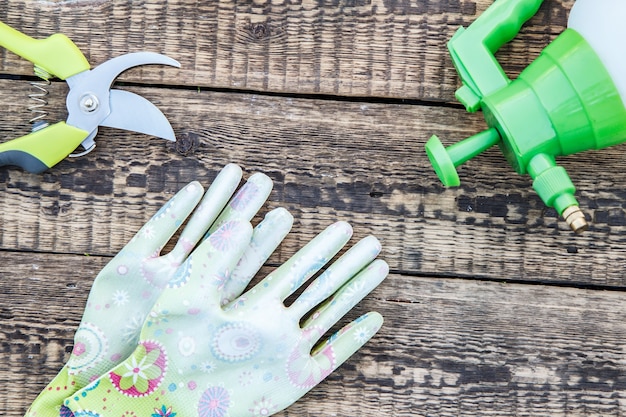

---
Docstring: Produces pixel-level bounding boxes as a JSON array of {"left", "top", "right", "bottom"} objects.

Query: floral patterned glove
[
  {"left": 26, "top": 164, "right": 293, "bottom": 417},
  {"left": 62, "top": 220, "right": 388, "bottom": 417},
  {"left": 63, "top": 221, "right": 388, "bottom": 417}
]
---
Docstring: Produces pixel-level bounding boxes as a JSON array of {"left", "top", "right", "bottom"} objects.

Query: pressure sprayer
[{"left": 426, "top": 0, "right": 626, "bottom": 233}]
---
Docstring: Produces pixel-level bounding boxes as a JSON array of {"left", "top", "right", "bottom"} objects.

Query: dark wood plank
[
  {"left": 3, "top": 251, "right": 626, "bottom": 417},
  {"left": 1, "top": 79, "right": 626, "bottom": 288},
  {"left": 0, "top": 0, "right": 573, "bottom": 100},
  {"left": 3, "top": 1, "right": 625, "bottom": 416}
]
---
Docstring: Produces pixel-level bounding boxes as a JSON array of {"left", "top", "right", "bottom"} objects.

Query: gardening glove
[
  {"left": 63, "top": 221, "right": 388, "bottom": 417},
  {"left": 26, "top": 163, "right": 293, "bottom": 417}
]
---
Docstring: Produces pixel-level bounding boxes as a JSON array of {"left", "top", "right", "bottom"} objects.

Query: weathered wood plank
[
  {"left": 0, "top": 0, "right": 573, "bottom": 100},
  {"left": 3, "top": 2, "right": 624, "bottom": 417},
  {"left": 3, "top": 251, "right": 626, "bottom": 417},
  {"left": 1, "top": 79, "right": 626, "bottom": 287}
]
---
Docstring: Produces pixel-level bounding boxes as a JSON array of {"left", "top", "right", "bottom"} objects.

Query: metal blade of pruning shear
[
  {"left": 101, "top": 90, "right": 176, "bottom": 141},
  {"left": 65, "top": 52, "right": 180, "bottom": 151}
]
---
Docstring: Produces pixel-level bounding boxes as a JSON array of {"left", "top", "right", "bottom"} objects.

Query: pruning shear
[{"left": 0, "top": 21, "right": 180, "bottom": 173}]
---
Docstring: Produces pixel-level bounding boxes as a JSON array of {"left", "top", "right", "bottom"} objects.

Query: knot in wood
[
  {"left": 176, "top": 132, "right": 200, "bottom": 156},
  {"left": 249, "top": 22, "right": 270, "bottom": 40}
]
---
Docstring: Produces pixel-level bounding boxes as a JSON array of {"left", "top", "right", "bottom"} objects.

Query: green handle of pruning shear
[
  {"left": 0, "top": 123, "right": 89, "bottom": 173},
  {"left": 449, "top": 0, "right": 544, "bottom": 112},
  {"left": 0, "top": 21, "right": 90, "bottom": 79}
]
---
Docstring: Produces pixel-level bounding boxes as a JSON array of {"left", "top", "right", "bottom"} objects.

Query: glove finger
[
  {"left": 166, "top": 164, "right": 243, "bottom": 263},
  {"left": 249, "top": 221, "right": 353, "bottom": 303},
  {"left": 302, "top": 259, "right": 388, "bottom": 344},
  {"left": 164, "top": 219, "right": 254, "bottom": 306},
  {"left": 126, "top": 181, "right": 204, "bottom": 256},
  {"left": 310, "top": 311, "right": 384, "bottom": 373},
  {"left": 288, "top": 236, "right": 382, "bottom": 320},
  {"left": 207, "top": 172, "right": 273, "bottom": 235},
  {"left": 221, "top": 207, "right": 293, "bottom": 306}
]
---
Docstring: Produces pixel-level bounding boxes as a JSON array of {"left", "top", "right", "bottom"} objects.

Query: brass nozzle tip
[{"left": 562, "top": 206, "right": 588, "bottom": 234}]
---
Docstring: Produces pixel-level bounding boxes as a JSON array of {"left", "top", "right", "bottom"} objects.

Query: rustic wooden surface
[{"left": 3, "top": 0, "right": 626, "bottom": 416}]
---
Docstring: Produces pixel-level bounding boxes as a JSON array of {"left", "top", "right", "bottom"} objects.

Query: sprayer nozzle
[{"left": 562, "top": 206, "right": 588, "bottom": 234}]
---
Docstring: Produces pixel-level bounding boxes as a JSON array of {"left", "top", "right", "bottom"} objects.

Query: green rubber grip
[
  {"left": 0, "top": 21, "right": 89, "bottom": 79},
  {"left": 0, "top": 122, "right": 88, "bottom": 173},
  {"left": 449, "top": 0, "right": 544, "bottom": 111}
]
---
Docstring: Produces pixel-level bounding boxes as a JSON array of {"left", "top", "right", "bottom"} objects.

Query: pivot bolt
[{"left": 80, "top": 93, "right": 99, "bottom": 113}]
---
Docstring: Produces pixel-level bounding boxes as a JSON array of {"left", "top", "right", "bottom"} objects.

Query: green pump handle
[
  {"left": 449, "top": 0, "right": 544, "bottom": 112},
  {"left": 426, "top": 0, "right": 544, "bottom": 187}
]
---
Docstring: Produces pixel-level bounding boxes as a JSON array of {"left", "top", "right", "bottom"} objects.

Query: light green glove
[
  {"left": 63, "top": 221, "right": 388, "bottom": 417},
  {"left": 27, "top": 164, "right": 294, "bottom": 417}
]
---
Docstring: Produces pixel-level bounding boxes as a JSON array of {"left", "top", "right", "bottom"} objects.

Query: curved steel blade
[
  {"left": 82, "top": 52, "right": 181, "bottom": 90},
  {"left": 100, "top": 89, "right": 176, "bottom": 141},
  {"left": 65, "top": 52, "right": 180, "bottom": 137}
]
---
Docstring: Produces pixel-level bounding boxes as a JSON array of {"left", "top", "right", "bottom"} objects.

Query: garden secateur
[
  {"left": 0, "top": 21, "right": 180, "bottom": 173},
  {"left": 426, "top": 0, "right": 626, "bottom": 233}
]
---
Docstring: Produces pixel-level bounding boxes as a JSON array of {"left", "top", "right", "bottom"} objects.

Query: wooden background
[{"left": 2, "top": 0, "right": 626, "bottom": 416}]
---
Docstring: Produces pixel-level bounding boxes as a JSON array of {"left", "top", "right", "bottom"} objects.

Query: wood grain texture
[
  {"left": 3, "top": 251, "right": 626, "bottom": 417},
  {"left": 0, "top": 0, "right": 572, "bottom": 100},
  {"left": 2, "top": 1, "right": 626, "bottom": 416},
  {"left": 1, "top": 79, "right": 626, "bottom": 288}
]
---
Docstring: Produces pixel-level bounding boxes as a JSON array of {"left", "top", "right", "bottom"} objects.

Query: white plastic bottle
[{"left": 568, "top": 0, "right": 626, "bottom": 105}]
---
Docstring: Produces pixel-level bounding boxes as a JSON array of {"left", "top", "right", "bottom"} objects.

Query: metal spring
[{"left": 28, "top": 66, "right": 51, "bottom": 132}]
